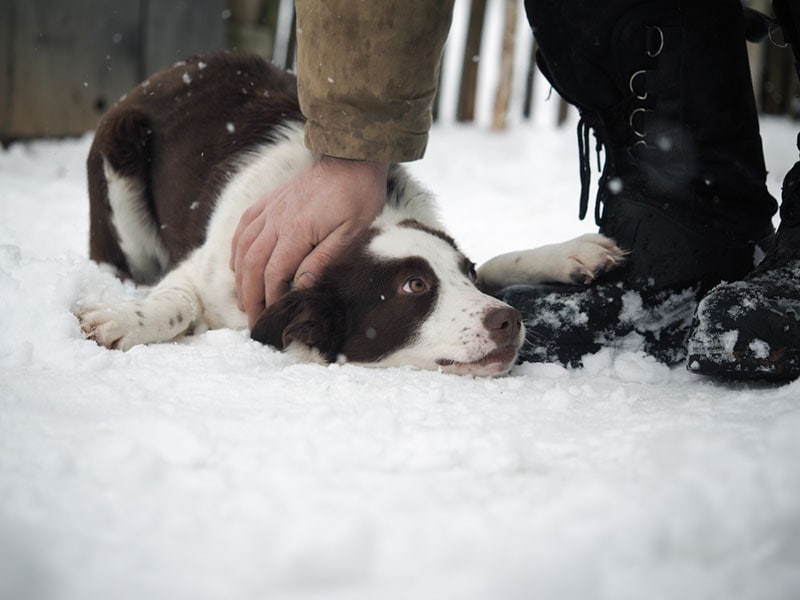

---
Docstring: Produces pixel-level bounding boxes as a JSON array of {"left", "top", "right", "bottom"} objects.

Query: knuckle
[
  {"left": 241, "top": 246, "right": 266, "bottom": 269},
  {"left": 264, "top": 257, "right": 295, "bottom": 284}
]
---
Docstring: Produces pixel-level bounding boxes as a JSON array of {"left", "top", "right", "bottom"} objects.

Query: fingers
[
  {"left": 261, "top": 234, "right": 315, "bottom": 326},
  {"left": 230, "top": 197, "right": 267, "bottom": 271},
  {"left": 237, "top": 221, "right": 308, "bottom": 329},
  {"left": 238, "top": 224, "right": 278, "bottom": 328},
  {"left": 232, "top": 200, "right": 269, "bottom": 313},
  {"left": 230, "top": 157, "right": 390, "bottom": 328},
  {"left": 234, "top": 213, "right": 269, "bottom": 309},
  {"left": 293, "top": 228, "right": 353, "bottom": 290}
]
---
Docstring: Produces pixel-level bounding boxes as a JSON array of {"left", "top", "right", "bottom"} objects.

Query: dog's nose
[{"left": 484, "top": 306, "right": 522, "bottom": 345}]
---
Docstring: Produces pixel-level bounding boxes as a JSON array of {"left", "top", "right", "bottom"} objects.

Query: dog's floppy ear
[{"left": 250, "top": 288, "right": 346, "bottom": 362}]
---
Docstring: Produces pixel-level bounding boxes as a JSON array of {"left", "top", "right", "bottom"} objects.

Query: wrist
[{"left": 318, "top": 154, "right": 389, "bottom": 178}]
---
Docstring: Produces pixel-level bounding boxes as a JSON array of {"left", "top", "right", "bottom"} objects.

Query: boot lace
[{"left": 575, "top": 26, "right": 664, "bottom": 226}]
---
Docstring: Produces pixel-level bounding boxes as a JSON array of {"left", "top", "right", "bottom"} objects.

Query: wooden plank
[
  {"left": 456, "top": 0, "right": 487, "bottom": 123},
  {"left": 284, "top": 7, "right": 297, "bottom": 70},
  {"left": 0, "top": 1, "right": 16, "bottom": 138},
  {"left": 522, "top": 40, "right": 537, "bottom": 119},
  {"left": 227, "top": 0, "right": 279, "bottom": 60},
  {"left": 2, "top": 0, "right": 141, "bottom": 141},
  {"left": 492, "top": 0, "right": 517, "bottom": 131}
]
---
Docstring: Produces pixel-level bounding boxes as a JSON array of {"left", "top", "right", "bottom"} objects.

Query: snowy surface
[{"left": 2, "top": 117, "right": 800, "bottom": 600}]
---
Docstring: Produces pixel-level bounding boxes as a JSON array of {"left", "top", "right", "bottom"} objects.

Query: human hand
[{"left": 230, "top": 156, "right": 388, "bottom": 328}]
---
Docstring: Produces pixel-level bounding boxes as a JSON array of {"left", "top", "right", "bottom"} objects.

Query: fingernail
[{"left": 295, "top": 272, "right": 317, "bottom": 289}]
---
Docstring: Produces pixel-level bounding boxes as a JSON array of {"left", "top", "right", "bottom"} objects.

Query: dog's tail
[
  {"left": 87, "top": 108, "right": 157, "bottom": 281},
  {"left": 92, "top": 108, "right": 153, "bottom": 182}
]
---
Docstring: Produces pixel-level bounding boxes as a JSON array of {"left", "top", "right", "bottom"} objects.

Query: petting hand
[{"left": 230, "top": 156, "right": 389, "bottom": 328}]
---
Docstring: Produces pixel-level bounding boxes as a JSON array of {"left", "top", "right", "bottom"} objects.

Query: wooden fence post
[
  {"left": 456, "top": 0, "right": 487, "bottom": 123},
  {"left": 1, "top": 0, "right": 141, "bottom": 141},
  {"left": 492, "top": 0, "right": 518, "bottom": 131},
  {"left": 522, "top": 40, "right": 538, "bottom": 120},
  {"left": 227, "top": 0, "right": 279, "bottom": 60},
  {"left": 142, "top": 0, "right": 226, "bottom": 76},
  {"left": 284, "top": 8, "right": 297, "bottom": 70}
]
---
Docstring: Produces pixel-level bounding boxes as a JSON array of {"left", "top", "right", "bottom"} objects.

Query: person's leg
[
  {"left": 504, "top": 0, "right": 778, "bottom": 366},
  {"left": 686, "top": 0, "right": 800, "bottom": 381}
]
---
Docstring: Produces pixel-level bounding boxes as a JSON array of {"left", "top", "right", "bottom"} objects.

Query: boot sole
[{"left": 687, "top": 349, "right": 800, "bottom": 382}]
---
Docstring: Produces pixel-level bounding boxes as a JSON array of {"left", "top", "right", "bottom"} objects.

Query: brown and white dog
[{"left": 76, "top": 53, "right": 623, "bottom": 376}]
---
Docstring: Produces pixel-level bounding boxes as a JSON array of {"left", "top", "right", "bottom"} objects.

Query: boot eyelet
[
  {"left": 768, "top": 22, "right": 788, "bottom": 48},
  {"left": 629, "top": 70, "right": 648, "bottom": 100},
  {"left": 647, "top": 26, "right": 664, "bottom": 57},
  {"left": 627, "top": 140, "right": 648, "bottom": 159},
  {"left": 629, "top": 108, "right": 647, "bottom": 137}
]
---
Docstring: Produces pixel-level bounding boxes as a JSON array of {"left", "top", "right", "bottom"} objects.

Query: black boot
[
  {"left": 502, "top": 0, "right": 777, "bottom": 367},
  {"left": 687, "top": 0, "right": 800, "bottom": 381}
]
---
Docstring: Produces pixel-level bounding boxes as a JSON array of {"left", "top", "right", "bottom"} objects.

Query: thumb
[{"left": 294, "top": 230, "right": 353, "bottom": 290}]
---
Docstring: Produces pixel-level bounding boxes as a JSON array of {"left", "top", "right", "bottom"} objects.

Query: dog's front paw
[
  {"left": 563, "top": 233, "right": 627, "bottom": 284},
  {"left": 477, "top": 233, "right": 628, "bottom": 292},
  {"left": 75, "top": 302, "right": 145, "bottom": 351}
]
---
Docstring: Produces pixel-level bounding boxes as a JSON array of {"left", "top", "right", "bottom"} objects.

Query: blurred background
[{"left": 1, "top": 0, "right": 797, "bottom": 144}]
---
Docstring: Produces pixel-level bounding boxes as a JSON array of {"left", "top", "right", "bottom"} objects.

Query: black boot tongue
[{"left": 742, "top": 7, "right": 775, "bottom": 43}]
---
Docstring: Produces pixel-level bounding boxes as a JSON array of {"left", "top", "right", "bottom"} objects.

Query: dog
[{"left": 75, "top": 53, "right": 624, "bottom": 376}]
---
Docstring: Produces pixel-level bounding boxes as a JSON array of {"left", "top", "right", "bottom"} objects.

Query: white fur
[
  {"left": 104, "top": 161, "right": 170, "bottom": 284},
  {"left": 477, "top": 233, "right": 627, "bottom": 294}
]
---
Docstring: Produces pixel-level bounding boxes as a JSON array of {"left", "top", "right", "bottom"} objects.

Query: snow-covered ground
[{"left": 1, "top": 115, "right": 799, "bottom": 600}]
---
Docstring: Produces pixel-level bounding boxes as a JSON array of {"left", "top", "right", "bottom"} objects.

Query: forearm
[{"left": 295, "top": 0, "right": 455, "bottom": 163}]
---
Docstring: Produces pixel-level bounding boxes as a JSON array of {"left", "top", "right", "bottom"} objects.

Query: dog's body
[{"left": 77, "top": 53, "right": 623, "bottom": 376}]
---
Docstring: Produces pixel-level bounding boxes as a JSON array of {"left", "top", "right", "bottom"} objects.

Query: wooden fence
[
  {"left": 1, "top": 0, "right": 797, "bottom": 143},
  {"left": 1, "top": 0, "right": 228, "bottom": 142}
]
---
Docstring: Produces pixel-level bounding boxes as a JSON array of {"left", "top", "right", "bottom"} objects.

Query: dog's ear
[{"left": 250, "top": 288, "right": 346, "bottom": 361}]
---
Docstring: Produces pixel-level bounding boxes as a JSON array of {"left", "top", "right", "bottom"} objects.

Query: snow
[
  {"left": 750, "top": 339, "right": 771, "bottom": 360},
  {"left": 2, "top": 117, "right": 800, "bottom": 600}
]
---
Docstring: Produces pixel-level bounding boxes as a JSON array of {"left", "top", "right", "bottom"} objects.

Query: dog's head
[{"left": 251, "top": 219, "right": 524, "bottom": 377}]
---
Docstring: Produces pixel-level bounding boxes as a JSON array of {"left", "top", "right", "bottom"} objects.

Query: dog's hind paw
[{"left": 75, "top": 303, "right": 142, "bottom": 351}]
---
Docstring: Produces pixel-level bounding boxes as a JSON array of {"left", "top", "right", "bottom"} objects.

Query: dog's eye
[
  {"left": 461, "top": 257, "right": 478, "bottom": 283},
  {"left": 402, "top": 277, "right": 429, "bottom": 294}
]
